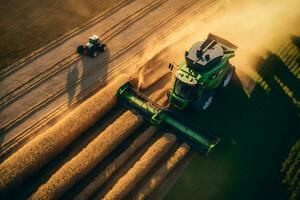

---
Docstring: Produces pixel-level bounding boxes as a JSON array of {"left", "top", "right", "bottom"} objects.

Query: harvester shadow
[{"left": 165, "top": 49, "right": 299, "bottom": 200}]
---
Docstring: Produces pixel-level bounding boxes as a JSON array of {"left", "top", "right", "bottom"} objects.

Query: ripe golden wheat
[
  {"left": 74, "top": 126, "right": 158, "bottom": 200},
  {"left": 134, "top": 143, "right": 190, "bottom": 200},
  {"left": 0, "top": 75, "right": 130, "bottom": 192},
  {"left": 103, "top": 133, "right": 176, "bottom": 200},
  {"left": 30, "top": 111, "right": 143, "bottom": 199}
]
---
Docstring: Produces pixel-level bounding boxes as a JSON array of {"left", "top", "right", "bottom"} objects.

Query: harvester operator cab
[
  {"left": 173, "top": 71, "right": 197, "bottom": 99},
  {"left": 168, "top": 33, "right": 237, "bottom": 111}
]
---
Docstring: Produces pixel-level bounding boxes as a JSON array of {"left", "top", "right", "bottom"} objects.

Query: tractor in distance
[
  {"left": 117, "top": 33, "right": 237, "bottom": 154},
  {"left": 167, "top": 33, "right": 237, "bottom": 111},
  {"left": 77, "top": 34, "right": 107, "bottom": 58}
]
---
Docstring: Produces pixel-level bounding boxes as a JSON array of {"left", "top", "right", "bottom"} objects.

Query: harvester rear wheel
[{"left": 192, "top": 91, "right": 215, "bottom": 111}]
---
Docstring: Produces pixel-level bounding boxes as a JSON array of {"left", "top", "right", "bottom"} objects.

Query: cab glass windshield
[{"left": 174, "top": 79, "right": 195, "bottom": 99}]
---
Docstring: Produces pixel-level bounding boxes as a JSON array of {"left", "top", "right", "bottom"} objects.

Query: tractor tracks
[
  {"left": 0, "top": 0, "right": 135, "bottom": 80},
  {"left": 0, "top": 0, "right": 166, "bottom": 110},
  {"left": 0, "top": 0, "right": 217, "bottom": 161},
  {"left": 0, "top": 0, "right": 167, "bottom": 137}
]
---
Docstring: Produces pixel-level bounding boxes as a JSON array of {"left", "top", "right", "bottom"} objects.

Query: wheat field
[
  {"left": 0, "top": 75, "right": 130, "bottom": 192},
  {"left": 103, "top": 133, "right": 177, "bottom": 200},
  {"left": 74, "top": 126, "right": 158, "bottom": 200},
  {"left": 134, "top": 143, "right": 190, "bottom": 200},
  {"left": 30, "top": 110, "right": 143, "bottom": 199}
]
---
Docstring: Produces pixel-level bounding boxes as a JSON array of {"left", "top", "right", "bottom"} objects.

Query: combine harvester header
[{"left": 118, "top": 82, "right": 219, "bottom": 155}]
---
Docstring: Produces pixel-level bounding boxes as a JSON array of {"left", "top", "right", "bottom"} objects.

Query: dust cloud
[
  {"left": 125, "top": 0, "right": 300, "bottom": 93},
  {"left": 155, "top": 0, "right": 300, "bottom": 91}
]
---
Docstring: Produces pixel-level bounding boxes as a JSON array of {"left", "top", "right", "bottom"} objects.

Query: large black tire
[
  {"left": 100, "top": 44, "right": 107, "bottom": 52},
  {"left": 220, "top": 66, "right": 235, "bottom": 88},
  {"left": 192, "top": 91, "right": 215, "bottom": 111},
  {"left": 77, "top": 45, "right": 84, "bottom": 54}
]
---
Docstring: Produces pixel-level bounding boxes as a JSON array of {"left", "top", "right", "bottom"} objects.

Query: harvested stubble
[
  {"left": 103, "top": 133, "right": 177, "bottom": 200},
  {"left": 74, "top": 126, "right": 158, "bottom": 200},
  {"left": 30, "top": 111, "right": 143, "bottom": 200},
  {"left": 134, "top": 143, "right": 190, "bottom": 200},
  {"left": 0, "top": 75, "right": 130, "bottom": 192}
]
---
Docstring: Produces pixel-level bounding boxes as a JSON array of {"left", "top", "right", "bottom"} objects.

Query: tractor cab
[
  {"left": 86, "top": 42, "right": 94, "bottom": 52},
  {"left": 88, "top": 35, "right": 101, "bottom": 45}
]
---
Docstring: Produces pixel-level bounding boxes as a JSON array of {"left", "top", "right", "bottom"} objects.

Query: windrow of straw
[
  {"left": 92, "top": 132, "right": 162, "bottom": 200},
  {"left": 0, "top": 75, "right": 130, "bottom": 192},
  {"left": 74, "top": 126, "right": 158, "bottom": 200},
  {"left": 103, "top": 133, "right": 177, "bottom": 200},
  {"left": 148, "top": 84, "right": 169, "bottom": 104},
  {"left": 134, "top": 143, "right": 190, "bottom": 200},
  {"left": 137, "top": 65, "right": 170, "bottom": 90},
  {"left": 30, "top": 111, "right": 143, "bottom": 200},
  {"left": 32, "top": 77, "right": 169, "bottom": 199}
]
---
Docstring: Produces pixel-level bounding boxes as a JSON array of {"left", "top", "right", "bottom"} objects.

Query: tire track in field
[
  {"left": 0, "top": 0, "right": 216, "bottom": 161},
  {"left": 0, "top": 0, "right": 166, "bottom": 110},
  {"left": 0, "top": 0, "right": 135, "bottom": 79},
  {"left": 0, "top": 0, "right": 167, "bottom": 133}
]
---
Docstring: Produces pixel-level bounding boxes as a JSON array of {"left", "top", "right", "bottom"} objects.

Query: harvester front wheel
[
  {"left": 77, "top": 45, "right": 84, "bottom": 54},
  {"left": 193, "top": 91, "right": 215, "bottom": 111}
]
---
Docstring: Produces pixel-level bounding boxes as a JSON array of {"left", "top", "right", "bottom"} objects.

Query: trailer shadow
[
  {"left": 80, "top": 49, "right": 110, "bottom": 94},
  {"left": 66, "top": 64, "right": 79, "bottom": 104},
  {"left": 66, "top": 49, "right": 110, "bottom": 105},
  {"left": 165, "top": 42, "right": 299, "bottom": 200}
]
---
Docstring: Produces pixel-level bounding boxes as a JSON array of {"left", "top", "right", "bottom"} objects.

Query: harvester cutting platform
[{"left": 118, "top": 33, "right": 237, "bottom": 154}]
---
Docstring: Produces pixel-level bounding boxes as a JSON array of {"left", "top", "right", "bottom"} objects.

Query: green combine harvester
[{"left": 117, "top": 33, "right": 237, "bottom": 155}]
